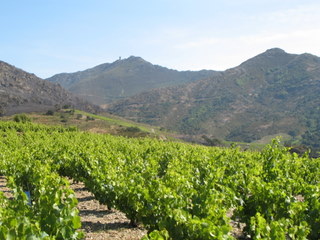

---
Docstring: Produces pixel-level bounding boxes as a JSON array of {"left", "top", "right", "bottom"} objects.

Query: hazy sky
[{"left": 1, "top": 0, "right": 320, "bottom": 78}]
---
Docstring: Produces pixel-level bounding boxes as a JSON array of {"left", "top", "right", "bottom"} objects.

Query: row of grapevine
[
  {"left": 0, "top": 122, "right": 83, "bottom": 239},
  {"left": 0, "top": 121, "right": 319, "bottom": 239}
]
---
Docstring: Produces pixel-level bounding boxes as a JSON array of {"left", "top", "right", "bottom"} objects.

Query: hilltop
[{"left": 46, "top": 56, "right": 217, "bottom": 105}]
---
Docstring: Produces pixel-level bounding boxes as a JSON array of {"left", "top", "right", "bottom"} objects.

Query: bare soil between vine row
[
  {"left": 70, "top": 180, "right": 147, "bottom": 239},
  {"left": 0, "top": 176, "right": 246, "bottom": 239},
  {"left": 0, "top": 176, "right": 147, "bottom": 239}
]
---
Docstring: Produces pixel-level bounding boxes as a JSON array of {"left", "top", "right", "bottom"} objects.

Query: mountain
[
  {"left": 0, "top": 61, "right": 99, "bottom": 116},
  {"left": 46, "top": 56, "right": 217, "bottom": 105},
  {"left": 107, "top": 48, "right": 320, "bottom": 143}
]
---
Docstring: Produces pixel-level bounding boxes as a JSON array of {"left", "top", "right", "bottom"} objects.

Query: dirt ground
[
  {"left": 0, "top": 176, "right": 13, "bottom": 199},
  {"left": 0, "top": 176, "right": 245, "bottom": 239},
  {"left": 0, "top": 176, "right": 147, "bottom": 239},
  {"left": 70, "top": 180, "right": 147, "bottom": 239}
]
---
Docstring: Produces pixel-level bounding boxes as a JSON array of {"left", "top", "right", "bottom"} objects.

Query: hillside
[
  {"left": 107, "top": 48, "right": 320, "bottom": 146},
  {"left": 1, "top": 121, "right": 319, "bottom": 239},
  {"left": 46, "top": 56, "right": 217, "bottom": 105},
  {"left": 0, "top": 61, "right": 99, "bottom": 115}
]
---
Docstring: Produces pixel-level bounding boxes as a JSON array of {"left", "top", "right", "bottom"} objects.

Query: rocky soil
[
  {"left": 0, "top": 176, "right": 246, "bottom": 239},
  {"left": 70, "top": 180, "right": 147, "bottom": 239},
  {"left": 0, "top": 176, "right": 147, "bottom": 239}
]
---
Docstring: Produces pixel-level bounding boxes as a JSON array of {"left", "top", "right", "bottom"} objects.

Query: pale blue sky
[{"left": 1, "top": 0, "right": 320, "bottom": 78}]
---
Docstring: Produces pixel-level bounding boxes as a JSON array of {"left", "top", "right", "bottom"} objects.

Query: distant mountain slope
[
  {"left": 46, "top": 56, "right": 217, "bottom": 105},
  {"left": 107, "top": 48, "right": 320, "bottom": 143},
  {"left": 0, "top": 61, "right": 99, "bottom": 116}
]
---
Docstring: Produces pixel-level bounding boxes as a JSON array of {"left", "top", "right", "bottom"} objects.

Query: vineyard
[{"left": 0, "top": 121, "right": 319, "bottom": 239}]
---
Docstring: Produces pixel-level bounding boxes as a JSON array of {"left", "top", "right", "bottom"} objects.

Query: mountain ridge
[
  {"left": 0, "top": 60, "right": 99, "bottom": 116},
  {"left": 106, "top": 48, "right": 320, "bottom": 145},
  {"left": 46, "top": 56, "right": 218, "bottom": 105}
]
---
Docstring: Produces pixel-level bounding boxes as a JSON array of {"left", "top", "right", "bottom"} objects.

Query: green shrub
[
  {"left": 13, "top": 114, "right": 31, "bottom": 123},
  {"left": 86, "top": 116, "right": 95, "bottom": 121},
  {"left": 45, "top": 110, "right": 55, "bottom": 116},
  {"left": 125, "top": 126, "right": 141, "bottom": 133}
]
